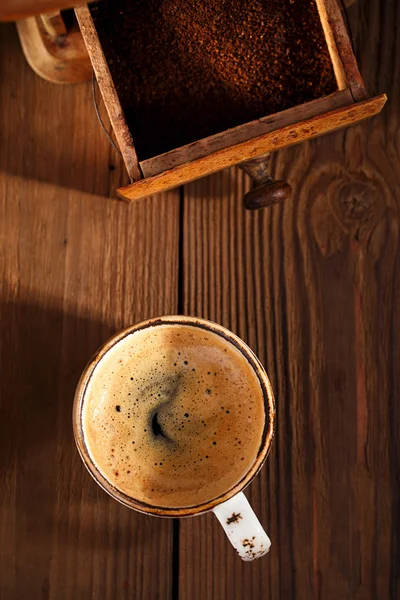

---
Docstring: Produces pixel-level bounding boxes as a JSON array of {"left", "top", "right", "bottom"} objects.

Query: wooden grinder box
[{"left": 76, "top": 0, "right": 386, "bottom": 205}]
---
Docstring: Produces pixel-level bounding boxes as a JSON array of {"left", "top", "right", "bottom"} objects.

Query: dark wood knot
[
  {"left": 328, "top": 172, "right": 386, "bottom": 242},
  {"left": 336, "top": 180, "right": 378, "bottom": 222}
]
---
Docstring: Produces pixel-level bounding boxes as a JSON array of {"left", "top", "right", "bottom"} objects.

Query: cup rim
[{"left": 73, "top": 315, "right": 276, "bottom": 517}]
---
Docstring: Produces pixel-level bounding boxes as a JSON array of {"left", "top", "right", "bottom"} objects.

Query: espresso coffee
[{"left": 81, "top": 321, "right": 266, "bottom": 508}]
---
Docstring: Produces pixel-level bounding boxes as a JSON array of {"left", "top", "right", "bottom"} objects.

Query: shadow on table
[
  {"left": 0, "top": 23, "right": 129, "bottom": 198},
  {"left": 0, "top": 299, "right": 171, "bottom": 597},
  {"left": 0, "top": 298, "right": 116, "bottom": 479}
]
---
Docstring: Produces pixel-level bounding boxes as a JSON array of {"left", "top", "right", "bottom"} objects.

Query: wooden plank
[
  {"left": 0, "top": 22, "right": 129, "bottom": 198},
  {"left": 0, "top": 22, "right": 180, "bottom": 600},
  {"left": 178, "top": 0, "right": 399, "bottom": 597},
  {"left": 141, "top": 90, "right": 354, "bottom": 178},
  {"left": 75, "top": 5, "right": 142, "bottom": 182},
  {"left": 315, "top": 0, "right": 366, "bottom": 101},
  {"left": 118, "top": 95, "right": 387, "bottom": 202}
]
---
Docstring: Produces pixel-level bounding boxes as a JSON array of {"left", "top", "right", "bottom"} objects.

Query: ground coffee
[{"left": 90, "top": 0, "right": 337, "bottom": 160}]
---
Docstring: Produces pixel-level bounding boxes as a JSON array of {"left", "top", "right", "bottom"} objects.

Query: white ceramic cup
[{"left": 73, "top": 316, "right": 276, "bottom": 561}]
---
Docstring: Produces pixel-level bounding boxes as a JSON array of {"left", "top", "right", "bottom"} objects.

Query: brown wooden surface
[
  {"left": 179, "top": 0, "right": 399, "bottom": 598},
  {"left": 0, "top": 0, "right": 399, "bottom": 598},
  {"left": 0, "top": 22, "right": 179, "bottom": 600}
]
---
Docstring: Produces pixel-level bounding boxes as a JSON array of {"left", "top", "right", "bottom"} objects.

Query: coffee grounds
[{"left": 90, "top": 0, "right": 337, "bottom": 161}]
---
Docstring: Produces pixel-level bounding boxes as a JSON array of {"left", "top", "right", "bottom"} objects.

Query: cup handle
[{"left": 212, "top": 491, "right": 271, "bottom": 561}]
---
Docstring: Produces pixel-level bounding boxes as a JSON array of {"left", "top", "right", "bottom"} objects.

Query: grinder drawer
[{"left": 76, "top": 0, "right": 386, "bottom": 204}]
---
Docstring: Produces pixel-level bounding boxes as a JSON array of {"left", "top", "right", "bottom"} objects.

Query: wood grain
[
  {"left": 315, "top": 0, "right": 366, "bottom": 100},
  {"left": 0, "top": 22, "right": 180, "bottom": 600},
  {"left": 0, "top": 23, "right": 129, "bottom": 197},
  {"left": 178, "top": 0, "right": 399, "bottom": 598},
  {"left": 117, "top": 95, "right": 386, "bottom": 203},
  {"left": 0, "top": 0, "right": 398, "bottom": 597},
  {"left": 75, "top": 6, "right": 142, "bottom": 182}
]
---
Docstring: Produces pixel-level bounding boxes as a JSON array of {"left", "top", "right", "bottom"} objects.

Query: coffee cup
[{"left": 73, "top": 316, "right": 275, "bottom": 561}]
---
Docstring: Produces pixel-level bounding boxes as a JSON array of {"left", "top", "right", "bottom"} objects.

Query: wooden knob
[
  {"left": 239, "top": 152, "right": 291, "bottom": 211},
  {"left": 244, "top": 180, "right": 292, "bottom": 210}
]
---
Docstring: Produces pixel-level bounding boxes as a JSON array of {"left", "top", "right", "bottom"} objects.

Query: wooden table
[{"left": 0, "top": 0, "right": 398, "bottom": 597}]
